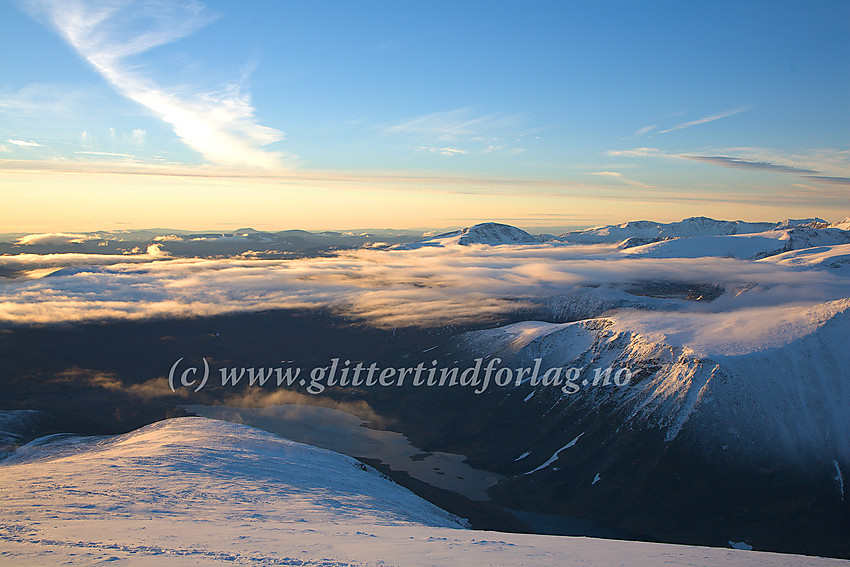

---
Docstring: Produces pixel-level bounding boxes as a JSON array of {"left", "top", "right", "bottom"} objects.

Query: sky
[{"left": 1, "top": 0, "right": 848, "bottom": 232}]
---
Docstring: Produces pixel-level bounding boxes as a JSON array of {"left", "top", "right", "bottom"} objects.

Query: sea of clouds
[{"left": 1, "top": 242, "right": 848, "bottom": 328}]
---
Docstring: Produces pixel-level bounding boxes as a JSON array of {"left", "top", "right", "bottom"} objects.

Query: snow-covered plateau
[{"left": 1, "top": 417, "right": 846, "bottom": 566}]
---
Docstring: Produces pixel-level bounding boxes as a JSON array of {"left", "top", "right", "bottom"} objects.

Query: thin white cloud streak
[
  {"left": 5, "top": 139, "right": 43, "bottom": 147},
  {"left": 586, "top": 171, "right": 652, "bottom": 189},
  {"left": 622, "top": 124, "right": 657, "bottom": 140},
  {"left": 23, "top": 0, "right": 285, "bottom": 169},
  {"left": 75, "top": 151, "right": 136, "bottom": 158},
  {"left": 607, "top": 147, "right": 673, "bottom": 158},
  {"left": 657, "top": 106, "right": 752, "bottom": 134},
  {"left": 1, "top": 243, "right": 847, "bottom": 327},
  {"left": 634, "top": 125, "right": 657, "bottom": 136},
  {"left": 416, "top": 145, "right": 470, "bottom": 156}
]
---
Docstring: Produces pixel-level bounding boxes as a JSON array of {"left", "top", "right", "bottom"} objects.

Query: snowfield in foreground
[{"left": 0, "top": 417, "right": 846, "bottom": 566}]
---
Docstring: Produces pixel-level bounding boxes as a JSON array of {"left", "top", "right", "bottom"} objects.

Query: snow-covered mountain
[
  {"left": 620, "top": 226, "right": 850, "bottom": 259},
  {"left": 556, "top": 216, "right": 843, "bottom": 245},
  {"left": 558, "top": 216, "right": 776, "bottom": 244},
  {"left": 460, "top": 298, "right": 850, "bottom": 465},
  {"left": 1, "top": 417, "right": 842, "bottom": 566},
  {"left": 398, "top": 222, "right": 541, "bottom": 249},
  {"left": 395, "top": 217, "right": 850, "bottom": 256},
  {"left": 442, "top": 295, "right": 850, "bottom": 557}
]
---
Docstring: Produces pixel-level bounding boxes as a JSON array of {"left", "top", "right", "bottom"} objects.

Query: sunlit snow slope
[{"left": 1, "top": 417, "right": 843, "bottom": 566}]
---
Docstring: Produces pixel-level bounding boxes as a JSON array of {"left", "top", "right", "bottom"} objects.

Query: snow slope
[
  {"left": 1, "top": 417, "right": 844, "bottom": 566},
  {"left": 760, "top": 243, "right": 850, "bottom": 276}
]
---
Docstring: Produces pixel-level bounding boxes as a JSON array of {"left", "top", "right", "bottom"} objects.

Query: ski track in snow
[{"left": 0, "top": 528, "right": 355, "bottom": 566}]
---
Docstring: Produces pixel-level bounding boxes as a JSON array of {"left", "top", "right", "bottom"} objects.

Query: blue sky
[{"left": 1, "top": 1, "right": 848, "bottom": 231}]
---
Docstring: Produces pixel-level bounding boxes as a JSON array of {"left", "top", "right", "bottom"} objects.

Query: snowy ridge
[
  {"left": 1, "top": 417, "right": 844, "bottom": 566},
  {"left": 559, "top": 216, "right": 779, "bottom": 244},
  {"left": 774, "top": 218, "right": 829, "bottom": 230},
  {"left": 830, "top": 217, "right": 850, "bottom": 231},
  {"left": 460, "top": 298, "right": 850, "bottom": 466}
]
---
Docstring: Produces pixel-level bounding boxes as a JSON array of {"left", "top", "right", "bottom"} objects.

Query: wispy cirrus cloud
[
  {"left": 0, "top": 84, "right": 130, "bottom": 153},
  {"left": 634, "top": 125, "right": 657, "bottom": 136},
  {"left": 586, "top": 171, "right": 652, "bottom": 188},
  {"left": 657, "top": 106, "right": 752, "bottom": 134},
  {"left": 386, "top": 108, "right": 527, "bottom": 140},
  {"left": 622, "top": 124, "right": 658, "bottom": 140},
  {"left": 682, "top": 155, "right": 817, "bottom": 175},
  {"left": 801, "top": 175, "right": 850, "bottom": 187},
  {"left": 21, "top": 0, "right": 285, "bottom": 169},
  {"left": 385, "top": 108, "right": 532, "bottom": 156},
  {"left": 608, "top": 146, "right": 850, "bottom": 190},
  {"left": 607, "top": 147, "right": 671, "bottom": 158}
]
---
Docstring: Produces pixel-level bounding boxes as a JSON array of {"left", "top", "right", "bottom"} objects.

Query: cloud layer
[{"left": 1, "top": 242, "right": 847, "bottom": 327}]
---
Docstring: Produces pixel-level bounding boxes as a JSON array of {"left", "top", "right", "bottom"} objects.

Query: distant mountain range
[{"left": 3, "top": 216, "right": 848, "bottom": 259}]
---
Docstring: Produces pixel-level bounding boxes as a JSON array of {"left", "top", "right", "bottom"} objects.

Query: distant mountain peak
[
  {"left": 457, "top": 223, "right": 538, "bottom": 245},
  {"left": 398, "top": 222, "right": 539, "bottom": 249}
]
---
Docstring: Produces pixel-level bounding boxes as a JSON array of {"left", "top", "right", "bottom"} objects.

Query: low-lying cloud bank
[{"left": 1, "top": 240, "right": 848, "bottom": 327}]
